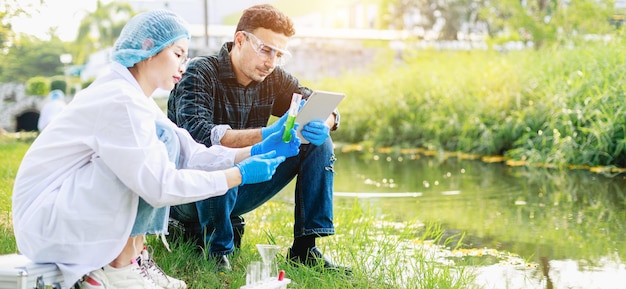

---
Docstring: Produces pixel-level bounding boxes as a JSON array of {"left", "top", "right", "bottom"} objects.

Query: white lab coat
[{"left": 12, "top": 62, "right": 237, "bottom": 288}]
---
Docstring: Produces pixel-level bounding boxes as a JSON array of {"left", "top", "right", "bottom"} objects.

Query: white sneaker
[
  {"left": 102, "top": 261, "right": 161, "bottom": 289},
  {"left": 141, "top": 248, "right": 187, "bottom": 289},
  {"left": 80, "top": 268, "right": 110, "bottom": 288}
]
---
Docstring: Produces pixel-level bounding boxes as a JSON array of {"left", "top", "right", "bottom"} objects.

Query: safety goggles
[{"left": 242, "top": 31, "right": 292, "bottom": 66}]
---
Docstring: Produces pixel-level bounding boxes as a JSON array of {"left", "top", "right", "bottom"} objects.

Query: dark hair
[{"left": 235, "top": 4, "right": 295, "bottom": 37}]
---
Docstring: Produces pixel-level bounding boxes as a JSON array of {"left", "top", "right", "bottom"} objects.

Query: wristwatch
[{"left": 331, "top": 109, "right": 340, "bottom": 131}]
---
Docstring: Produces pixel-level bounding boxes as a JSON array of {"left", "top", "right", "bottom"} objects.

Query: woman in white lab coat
[{"left": 11, "top": 9, "right": 300, "bottom": 289}]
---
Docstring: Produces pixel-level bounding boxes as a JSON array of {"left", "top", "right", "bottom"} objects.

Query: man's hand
[
  {"left": 260, "top": 100, "right": 305, "bottom": 140},
  {"left": 252, "top": 124, "right": 301, "bottom": 158},
  {"left": 261, "top": 111, "right": 289, "bottom": 140},
  {"left": 301, "top": 120, "right": 330, "bottom": 146}
]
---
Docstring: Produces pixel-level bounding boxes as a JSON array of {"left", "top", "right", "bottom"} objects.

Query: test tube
[{"left": 282, "top": 93, "right": 302, "bottom": 143}]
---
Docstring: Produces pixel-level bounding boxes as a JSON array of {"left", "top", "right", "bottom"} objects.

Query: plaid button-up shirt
[{"left": 168, "top": 42, "right": 313, "bottom": 147}]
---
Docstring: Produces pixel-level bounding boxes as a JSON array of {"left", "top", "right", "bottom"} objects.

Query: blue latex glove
[
  {"left": 260, "top": 100, "right": 305, "bottom": 139},
  {"left": 261, "top": 112, "right": 289, "bottom": 140},
  {"left": 251, "top": 124, "right": 301, "bottom": 158},
  {"left": 301, "top": 120, "right": 330, "bottom": 146},
  {"left": 235, "top": 151, "right": 286, "bottom": 185}
]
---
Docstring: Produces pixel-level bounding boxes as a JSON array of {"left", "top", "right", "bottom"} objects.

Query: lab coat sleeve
[
  {"left": 93, "top": 89, "right": 232, "bottom": 208},
  {"left": 172, "top": 123, "right": 238, "bottom": 171}
]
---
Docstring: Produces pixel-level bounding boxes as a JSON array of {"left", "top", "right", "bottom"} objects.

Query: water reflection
[{"left": 332, "top": 149, "right": 626, "bottom": 289}]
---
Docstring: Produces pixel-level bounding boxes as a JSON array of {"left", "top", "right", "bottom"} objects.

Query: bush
[
  {"left": 25, "top": 76, "right": 50, "bottom": 96},
  {"left": 50, "top": 78, "right": 67, "bottom": 93},
  {"left": 313, "top": 40, "right": 626, "bottom": 169},
  {"left": 81, "top": 79, "right": 95, "bottom": 89}
]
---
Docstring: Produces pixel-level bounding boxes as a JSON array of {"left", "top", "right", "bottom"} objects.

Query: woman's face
[{"left": 147, "top": 38, "right": 190, "bottom": 92}]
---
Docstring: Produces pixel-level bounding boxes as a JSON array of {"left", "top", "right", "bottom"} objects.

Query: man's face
[{"left": 235, "top": 27, "right": 289, "bottom": 84}]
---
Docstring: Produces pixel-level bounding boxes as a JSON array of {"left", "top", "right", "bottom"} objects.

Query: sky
[
  {"left": 9, "top": 0, "right": 270, "bottom": 42},
  {"left": 10, "top": 0, "right": 115, "bottom": 41}
]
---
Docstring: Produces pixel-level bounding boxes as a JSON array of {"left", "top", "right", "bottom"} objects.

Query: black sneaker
[
  {"left": 209, "top": 255, "right": 232, "bottom": 272},
  {"left": 287, "top": 246, "right": 352, "bottom": 274}
]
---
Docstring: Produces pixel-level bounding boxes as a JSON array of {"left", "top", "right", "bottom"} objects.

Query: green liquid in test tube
[
  {"left": 282, "top": 115, "right": 296, "bottom": 142},
  {"left": 282, "top": 93, "right": 302, "bottom": 142}
]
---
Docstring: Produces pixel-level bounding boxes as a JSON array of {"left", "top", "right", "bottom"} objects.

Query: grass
[
  {"left": 0, "top": 134, "right": 32, "bottom": 254},
  {"left": 148, "top": 200, "right": 481, "bottom": 289},
  {"left": 0, "top": 135, "right": 478, "bottom": 289},
  {"left": 313, "top": 38, "right": 626, "bottom": 170},
  {"left": 147, "top": 202, "right": 478, "bottom": 289}
]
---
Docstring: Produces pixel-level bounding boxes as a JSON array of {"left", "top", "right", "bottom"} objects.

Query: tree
[
  {"left": 0, "top": 0, "right": 43, "bottom": 49},
  {"left": 0, "top": 1, "right": 136, "bottom": 83},
  {"left": 383, "top": 0, "right": 616, "bottom": 48},
  {"left": 551, "top": 0, "right": 614, "bottom": 43},
  {"left": 0, "top": 10, "right": 11, "bottom": 50},
  {"left": 73, "top": 0, "right": 134, "bottom": 63},
  {"left": 0, "top": 0, "right": 68, "bottom": 83},
  {"left": 480, "top": 0, "right": 614, "bottom": 48},
  {"left": 0, "top": 35, "right": 68, "bottom": 83},
  {"left": 382, "top": 0, "right": 489, "bottom": 40}
]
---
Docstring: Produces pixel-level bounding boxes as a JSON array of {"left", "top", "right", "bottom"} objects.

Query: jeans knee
[
  {"left": 325, "top": 153, "right": 336, "bottom": 173},
  {"left": 320, "top": 138, "right": 336, "bottom": 172}
]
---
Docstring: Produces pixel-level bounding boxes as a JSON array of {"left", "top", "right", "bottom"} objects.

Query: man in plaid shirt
[{"left": 167, "top": 4, "right": 349, "bottom": 273}]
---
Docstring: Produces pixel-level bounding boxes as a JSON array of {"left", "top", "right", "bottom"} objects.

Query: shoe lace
[
  {"left": 136, "top": 264, "right": 160, "bottom": 288},
  {"left": 122, "top": 259, "right": 159, "bottom": 289},
  {"left": 142, "top": 246, "right": 169, "bottom": 281}
]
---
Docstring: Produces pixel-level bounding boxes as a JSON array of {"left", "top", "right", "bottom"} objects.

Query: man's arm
[
  {"left": 213, "top": 100, "right": 334, "bottom": 148},
  {"left": 219, "top": 69, "right": 312, "bottom": 147},
  {"left": 169, "top": 56, "right": 266, "bottom": 148},
  {"left": 220, "top": 128, "right": 263, "bottom": 148},
  {"left": 168, "top": 57, "right": 221, "bottom": 147}
]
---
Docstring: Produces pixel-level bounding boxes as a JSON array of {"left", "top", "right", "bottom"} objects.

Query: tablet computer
[{"left": 295, "top": 90, "right": 345, "bottom": 144}]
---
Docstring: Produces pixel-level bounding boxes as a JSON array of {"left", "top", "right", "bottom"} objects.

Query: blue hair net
[
  {"left": 48, "top": 89, "right": 64, "bottom": 100},
  {"left": 111, "top": 9, "right": 190, "bottom": 67}
]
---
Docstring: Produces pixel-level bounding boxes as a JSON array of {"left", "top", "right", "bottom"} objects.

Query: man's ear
[{"left": 235, "top": 31, "right": 245, "bottom": 48}]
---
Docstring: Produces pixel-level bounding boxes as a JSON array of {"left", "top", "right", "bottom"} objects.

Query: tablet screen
[{"left": 295, "top": 90, "right": 345, "bottom": 144}]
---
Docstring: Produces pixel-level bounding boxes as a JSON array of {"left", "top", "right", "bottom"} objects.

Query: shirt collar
[
  {"left": 110, "top": 62, "right": 144, "bottom": 94},
  {"left": 217, "top": 42, "right": 237, "bottom": 82}
]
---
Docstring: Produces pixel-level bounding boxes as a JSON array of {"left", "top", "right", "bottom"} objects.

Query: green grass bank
[{"left": 315, "top": 39, "right": 626, "bottom": 171}]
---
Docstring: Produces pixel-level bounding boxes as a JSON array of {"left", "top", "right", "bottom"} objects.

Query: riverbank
[{"left": 313, "top": 39, "right": 626, "bottom": 171}]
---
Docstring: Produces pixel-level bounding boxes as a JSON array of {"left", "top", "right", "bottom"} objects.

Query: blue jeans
[
  {"left": 171, "top": 137, "right": 337, "bottom": 256},
  {"left": 130, "top": 121, "right": 181, "bottom": 236}
]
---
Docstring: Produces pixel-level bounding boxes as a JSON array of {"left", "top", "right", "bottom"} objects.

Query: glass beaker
[
  {"left": 255, "top": 244, "right": 281, "bottom": 280},
  {"left": 245, "top": 261, "right": 261, "bottom": 285}
]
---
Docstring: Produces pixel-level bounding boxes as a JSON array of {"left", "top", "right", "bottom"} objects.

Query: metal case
[{"left": 0, "top": 254, "right": 65, "bottom": 289}]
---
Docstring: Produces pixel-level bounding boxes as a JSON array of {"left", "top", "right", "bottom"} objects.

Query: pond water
[{"left": 331, "top": 148, "right": 626, "bottom": 289}]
